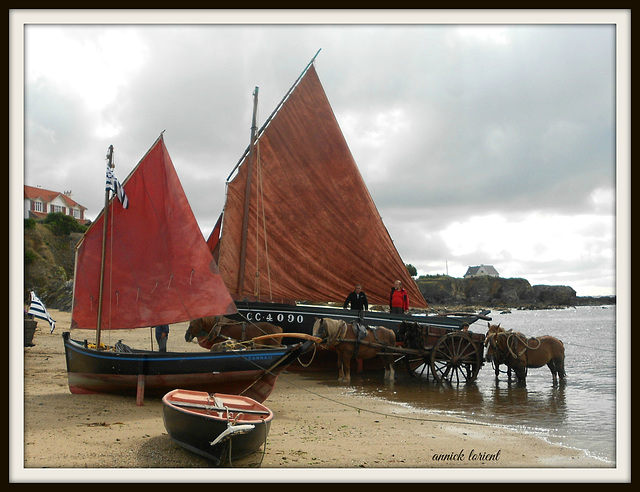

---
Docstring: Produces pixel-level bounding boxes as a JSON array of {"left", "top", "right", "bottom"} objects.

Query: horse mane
[
  {"left": 399, "top": 321, "right": 423, "bottom": 349},
  {"left": 484, "top": 323, "right": 505, "bottom": 346},
  {"left": 316, "top": 318, "right": 348, "bottom": 346}
]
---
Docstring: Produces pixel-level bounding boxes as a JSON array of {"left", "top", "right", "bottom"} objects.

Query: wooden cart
[{"left": 396, "top": 322, "right": 486, "bottom": 384}]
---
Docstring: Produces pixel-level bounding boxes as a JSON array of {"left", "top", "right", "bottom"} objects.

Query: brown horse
[
  {"left": 185, "top": 316, "right": 283, "bottom": 350},
  {"left": 312, "top": 317, "right": 396, "bottom": 383},
  {"left": 484, "top": 323, "right": 513, "bottom": 381},
  {"left": 485, "top": 323, "right": 566, "bottom": 384}
]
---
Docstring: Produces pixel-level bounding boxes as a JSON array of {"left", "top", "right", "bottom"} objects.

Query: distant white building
[{"left": 464, "top": 264, "right": 500, "bottom": 278}]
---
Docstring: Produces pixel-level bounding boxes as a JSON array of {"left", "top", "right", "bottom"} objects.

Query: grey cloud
[{"left": 19, "top": 21, "right": 620, "bottom": 295}]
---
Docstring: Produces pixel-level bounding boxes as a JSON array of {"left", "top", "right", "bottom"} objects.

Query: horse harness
[
  {"left": 202, "top": 317, "right": 251, "bottom": 343},
  {"left": 319, "top": 319, "right": 389, "bottom": 359},
  {"left": 487, "top": 330, "right": 541, "bottom": 364},
  {"left": 350, "top": 321, "right": 389, "bottom": 359},
  {"left": 318, "top": 319, "right": 347, "bottom": 346}
]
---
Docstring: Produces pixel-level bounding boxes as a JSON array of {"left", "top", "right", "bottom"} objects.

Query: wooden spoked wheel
[
  {"left": 430, "top": 332, "right": 482, "bottom": 384},
  {"left": 404, "top": 354, "right": 430, "bottom": 379}
]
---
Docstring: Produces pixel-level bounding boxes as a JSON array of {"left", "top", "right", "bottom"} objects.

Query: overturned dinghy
[{"left": 162, "top": 389, "right": 274, "bottom": 466}]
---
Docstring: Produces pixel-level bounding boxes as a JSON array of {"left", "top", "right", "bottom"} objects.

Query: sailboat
[
  {"left": 63, "top": 135, "right": 316, "bottom": 404},
  {"left": 209, "top": 51, "right": 490, "bottom": 350}
]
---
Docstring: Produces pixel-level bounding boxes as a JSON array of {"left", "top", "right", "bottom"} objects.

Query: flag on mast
[
  {"left": 106, "top": 166, "right": 129, "bottom": 208},
  {"left": 27, "top": 291, "right": 56, "bottom": 333}
]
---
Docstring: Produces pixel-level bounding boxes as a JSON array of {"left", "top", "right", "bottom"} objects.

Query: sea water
[{"left": 307, "top": 306, "right": 620, "bottom": 465}]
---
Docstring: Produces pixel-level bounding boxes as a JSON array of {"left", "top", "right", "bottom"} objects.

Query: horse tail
[
  {"left": 558, "top": 338, "right": 566, "bottom": 378},
  {"left": 556, "top": 348, "right": 567, "bottom": 378}
]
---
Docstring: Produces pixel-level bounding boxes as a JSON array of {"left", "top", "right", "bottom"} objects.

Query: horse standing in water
[
  {"left": 485, "top": 323, "right": 566, "bottom": 385},
  {"left": 312, "top": 317, "right": 396, "bottom": 383},
  {"left": 185, "top": 316, "right": 283, "bottom": 350},
  {"left": 484, "top": 323, "right": 513, "bottom": 381}
]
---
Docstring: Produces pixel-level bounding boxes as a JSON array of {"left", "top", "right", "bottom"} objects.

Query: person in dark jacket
[
  {"left": 343, "top": 284, "right": 369, "bottom": 312},
  {"left": 154, "top": 324, "right": 170, "bottom": 352},
  {"left": 389, "top": 280, "right": 409, "bottom": 314}
]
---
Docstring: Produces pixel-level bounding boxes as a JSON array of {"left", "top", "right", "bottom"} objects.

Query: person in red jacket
[{"left": 389, "top": 280, "right": 409, "bottom": 314}]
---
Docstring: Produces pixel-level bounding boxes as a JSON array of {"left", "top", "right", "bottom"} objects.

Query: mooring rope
[{"left": 273, "top": 373, "right": 499, "bottom": 429}]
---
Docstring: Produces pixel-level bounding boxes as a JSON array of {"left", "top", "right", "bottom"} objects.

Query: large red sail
[
  {"left": 217, "top": 64, "right": 428, "bottom": 308},
  {"left": 71, "top": 136, "right": 237, "bottom": 330}
]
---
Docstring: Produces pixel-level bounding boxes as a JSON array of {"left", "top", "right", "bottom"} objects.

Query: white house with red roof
[{"left": 24, "top": 185, "right": 89, "bottom": 224}]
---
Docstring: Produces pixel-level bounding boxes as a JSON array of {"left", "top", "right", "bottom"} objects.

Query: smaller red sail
[
  {"left": 206, "top": 212, "right": 223, "bottom": 261},
  {"left": 71, "top": 136, "right": 237, "bottom": 330}
]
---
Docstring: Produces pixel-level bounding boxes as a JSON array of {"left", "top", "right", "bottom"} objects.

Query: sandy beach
[{"left": 14, "top": 308, "right": 615, "bottom": 482}]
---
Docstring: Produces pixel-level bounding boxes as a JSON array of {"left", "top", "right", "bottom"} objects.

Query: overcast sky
[{"left": 13, "top": 10, "right": 630, "bottom": 297}]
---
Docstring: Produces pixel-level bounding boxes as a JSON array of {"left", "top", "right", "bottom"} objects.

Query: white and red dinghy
[{"left": 162, "top": 389, "right": 274, "bottom": 466}]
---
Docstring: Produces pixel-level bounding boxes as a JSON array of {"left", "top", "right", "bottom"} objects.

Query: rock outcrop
[
  {"left": 23, "top": 221, "right": 82, "bottom": 310},
  {"left": 416, "top": 275, "right": 583, "bottom": 309}
]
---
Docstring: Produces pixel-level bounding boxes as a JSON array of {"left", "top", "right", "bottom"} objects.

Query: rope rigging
[{"left": 253, "top": 137, "right": 273, "bottom": 301}]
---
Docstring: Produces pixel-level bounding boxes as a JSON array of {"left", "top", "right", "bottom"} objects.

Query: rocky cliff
[
  {"left": 23, "top": 221, "right": 81, "bottom": 311},
  {"left": 415, "top": 274, "right": 612, "bottom": 309}
]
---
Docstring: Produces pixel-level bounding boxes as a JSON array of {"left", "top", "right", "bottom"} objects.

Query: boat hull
[
  {"left": 232, "top": 301, "right": 488, "bottom": 338},
  {"left": 162, "top": 390, "right": 273, "bottom": 466},
  {"left": 228, "top": 302, "right": 490, "bottom": 371},
  {"left": 62, "top": 332, "right": 314, "bottom": 402},
  {"left": 24, "top": 318, "right": 37, "bottom": 347}
]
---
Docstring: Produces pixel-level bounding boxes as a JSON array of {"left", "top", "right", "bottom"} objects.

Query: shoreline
[{"left": 14, "top": 309, "right": 619, "bottom": 482}]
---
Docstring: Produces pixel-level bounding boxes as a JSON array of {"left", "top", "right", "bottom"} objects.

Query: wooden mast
[
  {"left": 237, "top": 87, "right": 259, "bottom": 296},
  {"left": 96, "top": 144, "right": 114, "bottom": 347}
]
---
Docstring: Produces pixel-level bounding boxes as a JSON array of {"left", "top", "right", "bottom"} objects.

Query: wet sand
[{"left": 14, "top": 309, "right": 616, "bottom": 482}]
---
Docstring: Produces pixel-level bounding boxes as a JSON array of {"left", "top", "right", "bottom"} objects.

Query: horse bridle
[
  {"left": 486, "top": 332, "right": 510, "bottom": 362},
  {"left": 488, "top": 331, "right": 540, "bottom": 361},
  {"left": 316, "top": 318, "right": 347, "bottom": 346},
  {"left": 315, "top": 318, "right": 327, "bottom": 339}
]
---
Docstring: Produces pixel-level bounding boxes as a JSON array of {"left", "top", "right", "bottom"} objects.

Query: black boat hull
[
  {"left": 231, "top": 301, "right": 488, "bottom": 338},
  {"left": 226, "top": 302, "right": 490, "bottom": 372},
  {"left": 162, "top": 395, "right": 272, "bottom": 466},
  {"left": 62, "top": 332, "right": 314, "bottom": 402}
]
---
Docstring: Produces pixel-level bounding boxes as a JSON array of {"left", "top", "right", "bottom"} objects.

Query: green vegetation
[
  {"left": 43, "top": 212, "right": 87, "bottom": 236},
  {"left": 24, "top": 215, "right": 84, "bottom": 309},
  {"left": 24, "top": 249, "right": 38, "bottom": 265}
]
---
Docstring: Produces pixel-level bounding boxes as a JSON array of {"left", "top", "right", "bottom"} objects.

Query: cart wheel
[
  {"left": 404, "top": 355, "right": 430, "bottom": 379},
  {"left": 430, "top": 332, "right": 482, "bottom": 384}
]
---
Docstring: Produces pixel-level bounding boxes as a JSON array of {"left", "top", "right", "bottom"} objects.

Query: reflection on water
[
  {"left": 316, "top": 371, "right": 568, "bottom": 429},
  {"left": 488, "top": 382, "right": 567, "bottom": 419},
  {"left": 301, "top": 306, "right": 617, "bottom": 465}
]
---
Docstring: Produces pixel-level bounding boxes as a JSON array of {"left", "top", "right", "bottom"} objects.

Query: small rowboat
[{"left": 162, "top": 389, "right": 274, "bottom": 466}]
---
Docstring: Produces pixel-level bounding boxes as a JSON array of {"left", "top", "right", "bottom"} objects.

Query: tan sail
[{"left": 216, "top": 63, "right": 428, "bottom": 309}]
